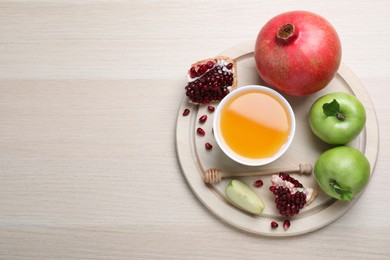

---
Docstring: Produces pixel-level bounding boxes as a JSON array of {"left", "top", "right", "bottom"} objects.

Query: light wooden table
[{"left": 1, "top": 1, "right": 389, "bottom": 259}]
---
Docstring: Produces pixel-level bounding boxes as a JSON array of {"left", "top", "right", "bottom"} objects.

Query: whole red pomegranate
[{"left": 254, "top": 11, "right": 342, "bottom": 96}]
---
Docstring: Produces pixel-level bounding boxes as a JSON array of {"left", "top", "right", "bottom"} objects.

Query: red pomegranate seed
[
  {"left": 189, "top": 67, "right": 196, "bottom": 78},
  {"left": 226, "top": 63, "right": 233, "bottom": 70},
  {"left": 206, "top": 60, "right": 215, "bottom": 68},
  {"left": 199, "top": 114, "right": 207, "bottom": 123},
  {"left": 197, "top": 127, "right": 205, "bottom": 136},
  {"left": 271, "top": 221, "right": 278, "bottom": 229},
  {"left": 182, "top": 108, "right": 190, "bottom": 116},
  {"left": 283, "top": 219, "right": 291, "bottom": 230},
  {"left": 207, "top": 105, "right": 215, "bottom": 112},
  {"left": 254, "top": 180, "right": 263, "bottom": 187},
  {"left": 197, "top": 65, "right": 205, "bottom": 75},
  {"left": 205, "top": 143, "right": 213, "bottom": 150}
]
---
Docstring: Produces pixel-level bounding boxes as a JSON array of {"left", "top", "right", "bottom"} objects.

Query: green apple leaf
[
  {"left": 322, "top": 99, "right": 340, "bottom": 116},
  {"left": 322, "top": 99, "right": 346, "bottom": 120},
  {"left": 331, "top": 180, "right": 353, "bottom": 201}
]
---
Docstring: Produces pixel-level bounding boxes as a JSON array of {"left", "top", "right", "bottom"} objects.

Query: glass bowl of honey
[{"left": 213, "top": 85, "right": 296, "bottom": 166}]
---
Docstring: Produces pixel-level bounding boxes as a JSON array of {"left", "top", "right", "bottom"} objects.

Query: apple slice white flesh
[{"left": 225, "top": 180, "right": 265, "bottom": 215}]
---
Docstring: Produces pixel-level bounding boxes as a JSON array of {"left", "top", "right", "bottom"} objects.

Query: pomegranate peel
[
  {"left": 306, "top": 188, "right": 318, "bottom": 205},
  {"left": 185, "top": 56, "right": 237, "bottom": 104}
]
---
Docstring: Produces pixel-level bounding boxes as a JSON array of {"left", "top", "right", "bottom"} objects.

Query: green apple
[
  {"left": 314, "top": 146, "right": 370, "bottom": 201},
  {"left": 225, "top": 180, "right": 265, "bottom": 215},
  {"left": 309, "top": 92, "right": 366, "bottom": 145}
]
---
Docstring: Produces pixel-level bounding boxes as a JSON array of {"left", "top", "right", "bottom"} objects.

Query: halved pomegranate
[
  {"left": 184, "top": 56, "right": 237, "bottom": 104},
  {"left": 269, "top": 172, "right": 317, "bottom": 217}
]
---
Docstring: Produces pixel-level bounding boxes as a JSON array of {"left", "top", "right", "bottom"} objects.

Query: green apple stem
[
  {"left": 330, "top": 180, "right": 352, "bottom": 201},
  {"left": 336, "top": 112, "right": 346, "bottom": 120}
]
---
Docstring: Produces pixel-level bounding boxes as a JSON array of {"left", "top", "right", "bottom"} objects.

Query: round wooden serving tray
[{"left": 175, "top": 41, "right": 379, "bottom": 236}]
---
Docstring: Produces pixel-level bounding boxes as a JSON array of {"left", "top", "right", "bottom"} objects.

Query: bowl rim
[{"left": 213, "top": 85, "right": 296, "bottom": 166}]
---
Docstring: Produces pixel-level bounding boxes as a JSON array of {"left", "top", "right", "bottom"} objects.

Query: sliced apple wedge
[{"left": 225, "top": 180, "right": 265, "bottom": 215}]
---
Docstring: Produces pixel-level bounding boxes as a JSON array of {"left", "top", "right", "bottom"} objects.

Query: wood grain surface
[{"left": 0, "top": 1, "right": 390, "bottom": 259}]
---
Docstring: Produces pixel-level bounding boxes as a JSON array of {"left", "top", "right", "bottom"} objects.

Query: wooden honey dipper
[{"left": 203, "top": 163, "right": 313, "bottom": 184}]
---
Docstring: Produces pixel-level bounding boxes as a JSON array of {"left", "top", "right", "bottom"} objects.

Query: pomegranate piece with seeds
[
  {"left": 269, "top": 172, "right": 317, "bottom": 217},
  {"left": 184, "top": 56, "right": 237, "bottom": 104}
]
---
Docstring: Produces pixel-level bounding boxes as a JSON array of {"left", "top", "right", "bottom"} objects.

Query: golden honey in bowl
[{"left": 214, "top": 85, "right": 295, "bottom": 166}]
